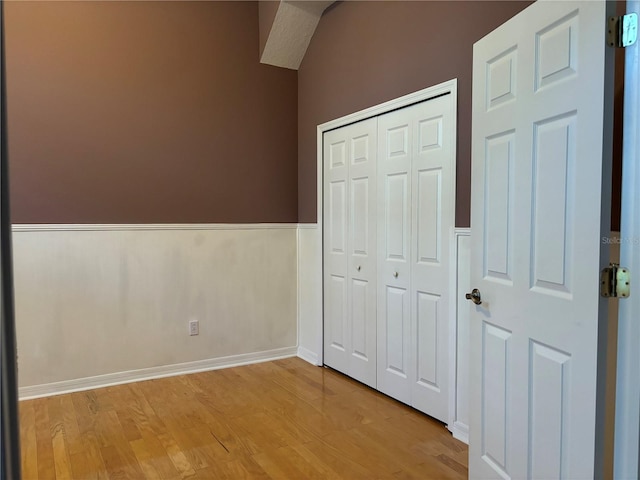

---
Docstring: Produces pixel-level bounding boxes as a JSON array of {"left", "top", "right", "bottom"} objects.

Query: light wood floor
[{"left": 19, "top": 357, "right": 468, "bottom": 479}]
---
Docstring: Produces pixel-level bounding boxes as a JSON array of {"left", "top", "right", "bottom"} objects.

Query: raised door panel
[
  {"left": 350, "top": 278, "right": 369, "bottom": 361},
  {"left": 481, "top": 323, "right": 511, "bottom": 478},
  {"left": 327, "top": 275, "right": 347, "bottom": 353},
  {"left": 416, "top": 291, "right": 440, "bottom": 390},
  {"left": 329, "top": 181, "right": 346, "bottom": 256},
  {"left": 484, "top": 132, "right": 514, "bottom": 285},
  {"left": 351, "top": 178, "right": 369, "bottom": 256},
  {"left": 384, "top": 285, "right": 410, "bottom": 380},
  {"left": 528, "top": 342, "right": 571, "bottom": 479},
  {"left": 416, "top": 168, "right": 441, "bottom": 265},
  {"left": 530, "top": 113, "right": 575, "bottom": 297}
]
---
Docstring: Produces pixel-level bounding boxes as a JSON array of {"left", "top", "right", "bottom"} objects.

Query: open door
[
  {"left": 0, "top": 1, "right": 23, "bottom": 477},
  {"left": 469, "top": 1, "right": 614, "bottom": 478}
]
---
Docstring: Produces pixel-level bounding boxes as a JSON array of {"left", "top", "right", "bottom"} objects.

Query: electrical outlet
[{"left": 189, "top": 320, "right": 199, "bottom": 336}]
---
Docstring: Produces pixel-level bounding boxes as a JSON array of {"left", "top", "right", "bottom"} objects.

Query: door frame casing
[
  {"left": 314, "top": 78, "right": 457, "bottom": 406},
  {"left": 614, "top": 0, "right": 640, "bottom": 476}
]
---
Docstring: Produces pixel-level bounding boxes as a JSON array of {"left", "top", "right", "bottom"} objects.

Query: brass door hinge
[
  {"left": 608, "top": 13, "right": 638, "bottom": 48},
  {"left": 601, "top": 263, "right": 630, "bottom": 298}
]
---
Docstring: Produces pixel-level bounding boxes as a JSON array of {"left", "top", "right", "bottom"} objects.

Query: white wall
[{"left": 13, "top": 224, "right": 298, "bottom": 397}]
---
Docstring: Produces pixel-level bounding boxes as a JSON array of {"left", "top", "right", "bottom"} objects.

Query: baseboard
[
  {"left": 19, "top": 346, "right": 297, "bottom": 400},
  {"left": 297, "top": 346, "right": 321, "bottom": 366},
  {"left": 450, "top": 421, "right": 469, "bottom": 445}
]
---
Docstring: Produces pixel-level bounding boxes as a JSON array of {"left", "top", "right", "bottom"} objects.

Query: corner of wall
[{"left": 295, "top": 223, "right": 323, "bottom": 366}]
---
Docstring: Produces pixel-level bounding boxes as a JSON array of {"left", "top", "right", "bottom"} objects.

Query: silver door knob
[
  {"left": 465, "top": 288, "right": 482, "bottom": 305},
  {"left": 356, "top": 265, "right": 361, "bottom": 271},
  {"left": 393, "top": 271, "right": 399, "bottom": 278}
]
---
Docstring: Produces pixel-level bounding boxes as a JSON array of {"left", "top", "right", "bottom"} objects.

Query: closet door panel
[
  {"left": 377, "top": 111, "right": 413, "bottom": 404},
  {"left": 324, "top": 130, "right": 350, "bottom": 374},
  {"left": 377, "top": 95, "right": 455, "bottom": 420},
  {"left": 347, "top": 119, "right": 377, "bottom": 387},
  {"left": 410, "top": 95, "right": 454, "bottom": 422},
  {"left": 324, "top": 118, "right": 377, "bottom": 388},
  {"left": 350, "top": 178, "right": 371, "bottom": 366}
]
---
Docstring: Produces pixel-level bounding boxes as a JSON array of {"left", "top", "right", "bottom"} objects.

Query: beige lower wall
[
  {"left": 296, "top": 224, "right": 322, "bottom": 364},
  {"left": 12, "top": 225, "right": 297, "bottom": 389}
]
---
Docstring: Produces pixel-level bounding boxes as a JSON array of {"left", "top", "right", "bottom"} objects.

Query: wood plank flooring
[{"left": 19, "top": 357, "right": 468, "bottom": 479}]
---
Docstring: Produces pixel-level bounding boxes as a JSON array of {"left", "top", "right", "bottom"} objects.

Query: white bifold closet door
[
  {"left": 323, "top": 118, "right": 378, "bottom": 388},
  {"left": 323, "top": 93, "right": 454, "bottom": 423},
  {"left": 377, "top": 95, "right": 454, "bottom": 423}
]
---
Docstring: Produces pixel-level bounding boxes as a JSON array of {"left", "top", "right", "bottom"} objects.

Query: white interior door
[
  {"left": 470, "top": 1, "right": 614, "bottom": 478},
  {"left": 377, "top": 96, "right": 455, "bottom": 422},
  {"left": 323, "top": 118, "right": 377, "bottom": 388}
]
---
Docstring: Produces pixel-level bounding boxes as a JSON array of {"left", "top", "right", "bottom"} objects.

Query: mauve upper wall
[
  {"left": 259, "top": 1, "right": 280, "bottom": 58},
  {"left": 5, "top": 1, "right": 298, "bottom": 224},
  {"left": 297, "top": 1, "right": 531, "bottom": 227}
]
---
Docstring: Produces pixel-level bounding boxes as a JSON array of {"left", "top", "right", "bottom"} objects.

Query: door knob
[
  {"left": 356, "top": 265, "right": 361, "bottom": 272},
  {"left": 465, "top": 288, "right": 482, "bottom": 305},
  {"left": 393, "top": 271, "right": 399, "bottom": 278}
]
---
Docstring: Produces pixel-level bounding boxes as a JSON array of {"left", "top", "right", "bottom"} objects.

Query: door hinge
[
  {"left": 601, "top": 263, "right": 630, "bottom": 298},
  {"left": 608, "top": 13, "right": 638, "bottom": 48}
]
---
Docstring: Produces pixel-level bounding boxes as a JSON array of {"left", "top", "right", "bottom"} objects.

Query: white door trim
[
  {"left": 449, "top": 227, "right": 471, "bottom": 443},
  {"left": 615, "top": 1, "right": 640, "bottom": 476},
  {"left": 315, "top": 78, "right": 457, "bottom": 369}
]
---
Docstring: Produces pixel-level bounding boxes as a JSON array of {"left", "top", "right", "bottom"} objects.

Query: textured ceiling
[{"left": 260, "top": 1, "right": 334, "bottom": 70}]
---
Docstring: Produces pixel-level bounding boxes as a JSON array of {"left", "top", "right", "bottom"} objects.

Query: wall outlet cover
[{"left": 189, "top": 320, "right": 199, "bottom": 336}]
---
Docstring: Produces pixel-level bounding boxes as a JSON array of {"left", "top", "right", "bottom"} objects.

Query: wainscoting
[
  {"left": 13, "top": 224, "right": 298, "bottom": 398},
  {"left": 14, "top": 221, "right": 474, "bottom": 438}
]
